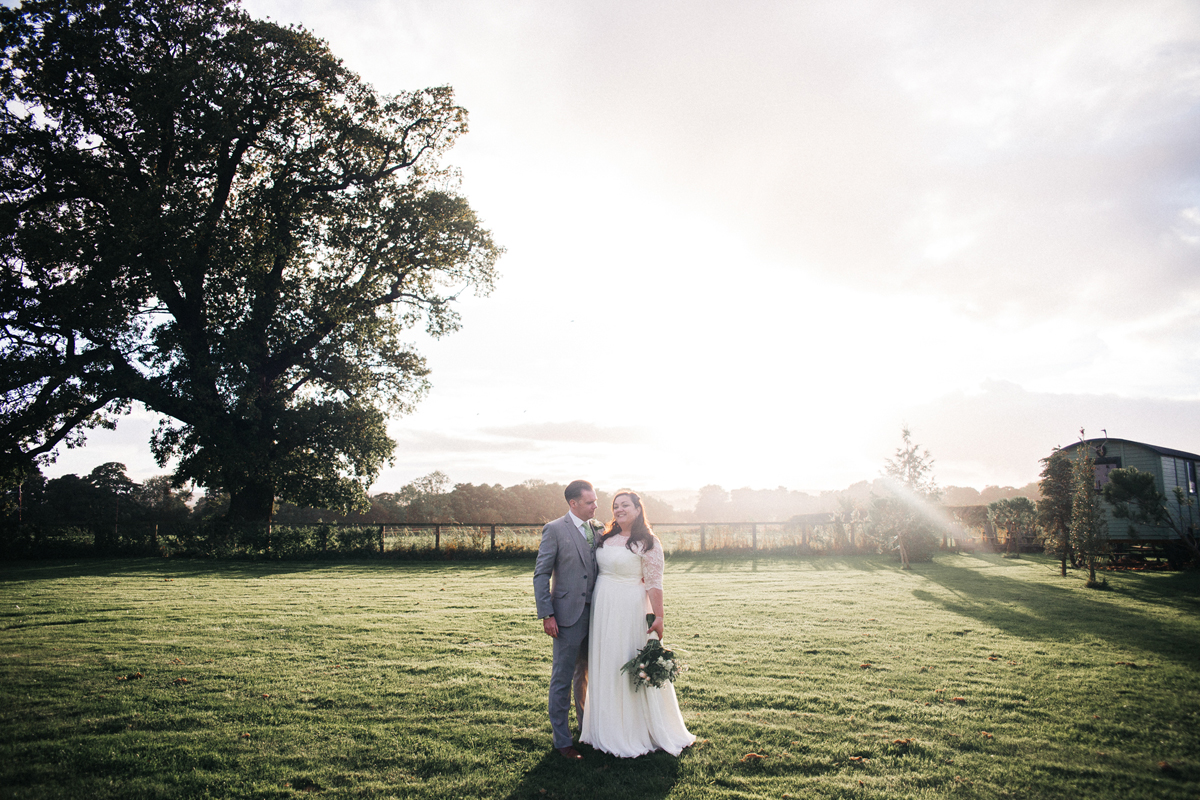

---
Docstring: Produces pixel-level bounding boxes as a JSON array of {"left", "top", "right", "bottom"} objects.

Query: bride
[{"left": 580, "top": 490, "right": 695, "bottom": 757}]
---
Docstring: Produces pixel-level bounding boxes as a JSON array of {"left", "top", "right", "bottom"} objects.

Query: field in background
[{"left": 1, "top": 554, "right": 1197, "bottom": 799}]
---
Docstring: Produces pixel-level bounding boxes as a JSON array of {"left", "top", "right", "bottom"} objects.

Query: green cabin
[{"left": 1057, "top": 437, "right": 1200, "bottom": 542}]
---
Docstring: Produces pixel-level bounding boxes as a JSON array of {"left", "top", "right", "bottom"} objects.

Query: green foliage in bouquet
[{"left": 620, "top": 614, "right": 686, "bottom": 691}]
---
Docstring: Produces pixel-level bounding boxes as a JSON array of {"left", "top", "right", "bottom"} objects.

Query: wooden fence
[
  {"left": 380, "top": 521, "right": 805, "bottom": 555},
  {"left": 2, "top": 510, "right": 1001, "bottom": 559},
  {"left": 376, "top": 516, "right": 867, "bottom": 556}
]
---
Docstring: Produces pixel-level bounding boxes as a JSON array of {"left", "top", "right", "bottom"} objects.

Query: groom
[{"left": 533, "top": 479, "right": 600, "bottom": 760}]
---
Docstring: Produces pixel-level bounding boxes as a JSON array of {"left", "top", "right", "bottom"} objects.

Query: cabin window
[
  {"left": 1093, "top": 457, "right": 1122, "bottom": 490},
  {"left": 1188, "top": 461, "right": 1197, "bottom": 495}
]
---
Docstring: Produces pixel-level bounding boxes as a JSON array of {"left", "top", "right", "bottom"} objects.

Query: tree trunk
[
  {"left": 227, "top": 480, "right": 275, "bottom": 524},
  {"left": 1179, "top": 529, "right": 1200, "bottom": 563}
]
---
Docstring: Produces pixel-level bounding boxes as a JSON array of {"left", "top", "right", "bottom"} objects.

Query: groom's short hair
[{"left": 564, "top": 480, "right": 594, "bottom": 502}]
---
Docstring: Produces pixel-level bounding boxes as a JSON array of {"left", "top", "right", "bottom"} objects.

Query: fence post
[
  {"left": 435, "top": 525, "right": 440, "bottom": 551},
  {"left": 490, "top": 524, "right": 496, "bottom": 553},
  {"left": 752, "top": 523, "right": 757, "bottom": 551},
  {"left": 379, "top": 525, "right": 385, "bottom": 554},
  {"left": 700, "top": 524, "right": 706, "bottom": 552}
]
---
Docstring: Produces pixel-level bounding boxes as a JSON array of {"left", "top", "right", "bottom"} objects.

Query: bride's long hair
[{"left": 599, "top": 490, "right": 656, "bottom": 553}]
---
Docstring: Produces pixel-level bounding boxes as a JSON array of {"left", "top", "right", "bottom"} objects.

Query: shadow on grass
[
  {"left": 0, "top": 557, "right": 342, "bottom": 581},
  {"left": 913, "top": 560, "right": 1200, "bottom": 665},
  {"left": 668, "top": 554, "right": 893, "bottom": 573},
  {"left": 800, "top": 555, "right": 893, "bottom": 572},
  {"left": 0, "top": 557, "right": 542, "bottom": 583},
  {"left": 503, "top": 746, "right": 680, "bottom": 800},
  {"left": 1108, "top": 568, "right": 1200, "bottom": 611}
]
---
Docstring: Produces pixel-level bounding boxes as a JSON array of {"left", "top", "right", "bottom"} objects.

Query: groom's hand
[{"left": 542, "top": 616, "right": 559, "bottom": 638}]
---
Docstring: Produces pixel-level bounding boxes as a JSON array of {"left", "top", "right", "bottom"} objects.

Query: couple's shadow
[{"left": 504, "top": 743, "right": 681, "bottom": 800}]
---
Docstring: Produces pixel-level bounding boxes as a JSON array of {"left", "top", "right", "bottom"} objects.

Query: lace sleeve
[{"left": 640, "top": 537, "right": 665, "bottom": 590}]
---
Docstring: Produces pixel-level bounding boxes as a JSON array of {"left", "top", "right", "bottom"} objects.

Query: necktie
[{"left": 582, "top": 523, "right": 593, "bottom": 545}]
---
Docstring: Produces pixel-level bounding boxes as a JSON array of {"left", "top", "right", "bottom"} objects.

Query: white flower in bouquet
[{"left": 620, "top": 614, "right": 687, "bottom": 691}]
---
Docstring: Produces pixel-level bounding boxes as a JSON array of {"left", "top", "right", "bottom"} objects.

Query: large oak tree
[{"left": 1, "top": 0, "right": 500, "bottom": 521}]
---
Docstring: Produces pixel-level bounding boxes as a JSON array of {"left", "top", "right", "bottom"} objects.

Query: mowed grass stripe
[{"left": 1, "top": 554, "right": 1197, "bottom": 799}]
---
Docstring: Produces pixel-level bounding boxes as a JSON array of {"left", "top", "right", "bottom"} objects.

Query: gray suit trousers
[{"left": 548, "top": 604, "right": 589, "bottom": 749}]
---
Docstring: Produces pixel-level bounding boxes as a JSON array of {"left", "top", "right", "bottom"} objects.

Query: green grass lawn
[{"left": 1, "top": 553, "right": 1197, "bottom": 799}]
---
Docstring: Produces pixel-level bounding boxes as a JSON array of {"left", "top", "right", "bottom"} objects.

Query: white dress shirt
[{"left": 567, "top": 509, "right": 591, "bottom": 541}]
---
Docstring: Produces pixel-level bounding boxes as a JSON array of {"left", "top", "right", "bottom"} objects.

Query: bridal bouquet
[{"left": 620, "top": 614, "right": 686, "bottom": 691}]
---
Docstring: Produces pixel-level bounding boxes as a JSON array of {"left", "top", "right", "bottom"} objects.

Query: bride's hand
[{"left": 647, "top": 615, "right": 664, "bottom": 640}]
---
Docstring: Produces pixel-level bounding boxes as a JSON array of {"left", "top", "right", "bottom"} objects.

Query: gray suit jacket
[{"left": 533, "top": 514, "right": 598, "bottom": 627}]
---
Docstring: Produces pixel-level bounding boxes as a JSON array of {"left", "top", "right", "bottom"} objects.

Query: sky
[{"left": 44, "top": 0, "right": 1200, "bottom": 499}]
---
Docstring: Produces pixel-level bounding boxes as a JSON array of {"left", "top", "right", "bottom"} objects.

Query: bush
[
  {"left": 332, "top": 525, "right": 382, "bottom": 556},
  {"left": 893, "top": 529, "right": 939, "bottom": 564}
]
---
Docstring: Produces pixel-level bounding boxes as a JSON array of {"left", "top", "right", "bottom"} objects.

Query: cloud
[
  {"left": 481, "top": 421, "right": 649, "bottom": 444},
  {"left": 259, "top": 0, "right": 1200, "bottom": 338},
  {"left": 392, "top": 429, "right": 538, "bottom": 453},
  {"left": 456, "top": 0, "right": 1200, "bottom": 322}
]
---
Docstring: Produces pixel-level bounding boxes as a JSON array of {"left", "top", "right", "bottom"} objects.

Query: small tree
[
  {"left": 1101, "top": 467, "right": 1200, "bottom": 565},
  {"left": 1037, "top": 449, "right": 1075, "bottom": 576},
  {"left": 1069, "top": 438, "right": 1108, "bottom": 587},
  {"left": 872, "top": 426, "right": 941, "bottom": 568}
]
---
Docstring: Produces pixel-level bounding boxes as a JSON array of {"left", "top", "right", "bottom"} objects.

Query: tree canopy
[
  {"left": 987, "top": 495, "right": 1036, "bottom": 553},
  {"left": 1102, "top": 466, "right": 1200, "bottom": 563},
  {"left": 1, "top": 0, "right": 501, "bottom": 520},
  {"left": 1036, "top": 448, "right": 1074, "bottom": 575},
  {"left": 1068, "top": 438, "right": 1107, "bottom": 585}
]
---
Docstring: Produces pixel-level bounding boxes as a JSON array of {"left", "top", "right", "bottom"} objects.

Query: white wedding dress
[{"left": 580, "top": 534, "right": 695, "bottom": 757}]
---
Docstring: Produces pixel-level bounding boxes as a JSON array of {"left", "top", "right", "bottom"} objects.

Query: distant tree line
[
  {"left": 1, "top": 450, "right": 1039, "bottom": 561},
  {"left": 0, "top": 426, "right": 1053, "bottom": 563},
  {"left": 8, "top": 429, "right": 1194, "bottom": 570},
  {"left": 0, "top": 465, "right": 689, "bottom": 558},
  {"left": 3, "top": 463, "right": 194, "bottom": 556}
]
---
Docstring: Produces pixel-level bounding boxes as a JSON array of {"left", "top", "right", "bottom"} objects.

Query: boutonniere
[{"left": 588, "top": 519, "right": 605, "bottom": 539}]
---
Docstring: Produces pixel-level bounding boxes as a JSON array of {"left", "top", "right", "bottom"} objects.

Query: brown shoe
[{"left": 556, "top": 746, "right": 582, "bottom": 760}]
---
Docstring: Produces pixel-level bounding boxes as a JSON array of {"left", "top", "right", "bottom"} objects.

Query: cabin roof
[{"left": 1064, "top": 437, "right": 1200, "bottom": 462}]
